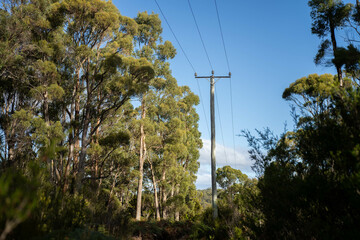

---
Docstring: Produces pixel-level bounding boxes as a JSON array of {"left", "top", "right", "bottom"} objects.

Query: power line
[
  {"left": 213, "top": 0, "right": 237, "bottom": 168},
  {"left": 214, "top": 0, "right": 230, "bottom": 72},
  {"left": 187, "top": 0, "right": 214, "bottom": 70},
  {"left": 153, "top": 0, "right": 210, "bottom": 136},
  {"left": 228, "top": 79, "right": 236, "bottom": 168},
  {"left": 196, "top": 79, "right": 211, "bottom": 136},
  {"left": 153, "top": 0, "right": 196, "bottom": 72},
  {"left": 215, "top": 88, "right": 228, "bottom": 164}
]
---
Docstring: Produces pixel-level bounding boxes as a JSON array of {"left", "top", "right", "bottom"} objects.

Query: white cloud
[
  {"left": 195, "top": 139, "right": 255, "bottom": 189},
  {"left": 195, "top": 172, "right": 212, "bottom": 190}
]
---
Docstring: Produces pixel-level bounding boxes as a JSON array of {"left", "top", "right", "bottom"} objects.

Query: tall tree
[
  {"left": 244, "top": 73, "right": 360, "bottom": 238},
  {"left": 146, "top": 81, "right": 201, "bottom": 221},
  {"left": 309, "top": 0, "right": 352, "bottom": 86},
  {"left": 0, "top": 0, "right": 155, "bottom": 191},
  {"left": 0, "top": 0, "right": 203, "bottom": 237},
  {"left": 133, "top": 11, "right": 164, "bottom": 221}
]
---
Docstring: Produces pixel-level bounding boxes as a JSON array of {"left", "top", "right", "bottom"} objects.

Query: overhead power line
[
  {"left": 228, "top": 80, "right": 236, "bottom": 168},
  {"left": 196, "top": 80, "right": 211, "bottom": 136},
  {"left": 213, "top": 0, "right": 237, "bottom": 168},
  {"left": 153, "top": 0, "right": 196, "bottom": 72},
  {"left": 215, "top": 89, "right": 228, "bottom": 164},
  {"left": 187, "top": 0, "right": 214, "bottom": 70},
  {"left": 214, "top": 0, "right": 230, "bottom": 72},
  {"left": 153, "top": 0, "right": 210, "bottom": 136}
]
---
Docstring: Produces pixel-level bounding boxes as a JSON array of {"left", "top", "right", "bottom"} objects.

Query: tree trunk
[
  {"left": 148, "top": 159, "right": 160, "bottom": 221},
  {"left": 161, "top": 170, "right": 167, "bottom": 219},
  {"left": 170, "top": 185, "right": 175, "bottom": 220},
  {"left": 7, "top": 125, "right": 15, "bottom": 165},
  {"left": 44, "top": 90, "right": 54, "bottom": 181},
  {"left": 66, "top": 117, "right": 74, "bottom": 192},
  {"left": 43, "top": 90, "right": 49, "bottom": 124},
  {"left": 74, "top": 69, "right": 80, "bottom": 173},
  {"left": 329, "top": 20, "right": 343, "bottom": 86},
  {"left": 136, "top": 98, "right": 146, "bottom": 221},
  {"left": 175, "top": 186, "right": 180, "bottom": 221},
  {"left": 76, "top": 101, "right": 90, "bottom": 192},
  {"left": 66, "top": 69, "right": 80, "bottom": 193},
  {"left": 76, "top": 61, "right": 92, "bottom": 193},
  {"left": 94, "top": 89, "right": 101, "bottom": 183},
  {"left": 6, "top": 109, "right": 16, "bottom": 166},
  {"left": 68, "top": 70, "right": 79, "bottom": 185},
  {"left": 108, "top": 165, "right": 119, "bottom": 207}
]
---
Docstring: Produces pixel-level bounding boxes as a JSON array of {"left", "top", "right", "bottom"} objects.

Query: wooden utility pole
[{"left": 195, "top": 71, "right": 231, "bottom": 219}]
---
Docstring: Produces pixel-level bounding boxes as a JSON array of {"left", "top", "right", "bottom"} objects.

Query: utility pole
[{"left": 195, "top": 70, "right": 231, "bottom": 219}]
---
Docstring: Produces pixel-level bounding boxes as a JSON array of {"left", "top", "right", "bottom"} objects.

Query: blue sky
[{"left": 114, "top": 0, "right": 336, "bottom": 189}]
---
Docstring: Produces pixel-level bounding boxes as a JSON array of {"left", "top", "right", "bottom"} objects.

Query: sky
[{"left": 114, "top": 0, "right": 336, "bottom": 189}]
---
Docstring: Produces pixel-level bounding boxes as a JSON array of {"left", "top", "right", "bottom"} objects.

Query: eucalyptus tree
[
  {"left": 243, "top": 72, "right": 360, "bottom": 238},
  {"left": 145, "top": 80, "right": 202, "bottom": 221},
  {"left": 215, "top": 166, "right": 260, "bottom": 239},
  {"left": 57, "top": 0, "right": 153, "bottom": 192},
  {"left": 0, "top": 0, "right": 46, "bottom": 165},
  {"left": 331, "top": 1, "right": 360, "bottom": 83},
  {"left": 130, "top": 11, "right": 202, "bottom": 221},
  {"left": 170, "top": 85, "right": 202, "bottom": 220},
  {"left": 0, "top": 0, "right": 155, "bottom": 191},
  {"left": 309, "top": 0, "right": 352, "bottom": 86},
  {"left": 132, "top": 11, "right": 177, "bottom": 220}
]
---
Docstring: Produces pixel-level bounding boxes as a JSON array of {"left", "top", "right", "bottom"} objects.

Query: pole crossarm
[
  {"left": 193, "top": 71, "right": 231, "bottom": 220},
  {"left": 195, "top": 72, "right": 231, "bottom": 79}
]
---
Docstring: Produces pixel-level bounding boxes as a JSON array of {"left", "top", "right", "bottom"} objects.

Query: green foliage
[
  {"left": 334, "top": 44, "right": 360, "bottom": 79},
  {"left": 135, "top": 11, "right": 163, "bottom": 47},
  {"left": 36, "top": 192, "right": 88, "bottom": 232},
  {"left": 131, "top": 220, "right": 196, "bottom": 240},
  {"left": 0, "top": 0, "right": 203, "bottom": 238},
  {"left": 244, "top": 73, "right": 360, "bottom": 239},
  {"left": 11, "top": 183, "right": 91, "bottom": 239},
  {"left": 40, "top": 228, "right": 115, "bottom": 240},
  {"left": 308, "top": 0, "right": 354, "bottom": 85},
  {"left": 314, "top": 39, "right": 331, "bottom": 65},
  {"left": 216, "top": 165, "right": 247, "bottom": 189},
  {"left": 0, "top": 166, "right": 39, "bottom": 240},
  {"left": 157, "top": 41, "right": 176, "bottom": 61},
  {"left": 215, "top": 166, "right": 261, "bottom": 239},
  {"left": 98, "top": 130, "right": 130, "bottom": 148},
  {"left": 198, "top": 188, "right": 212, "bottom": 209},
  {"left": 62, "top": 0, "right": 120, "bottom": 41},
  {"left": 309, "top": 0, "right": 351, "bottom": 38},
  {"left": 283, "top": 73, "right": 337, "bottom": 99}
]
